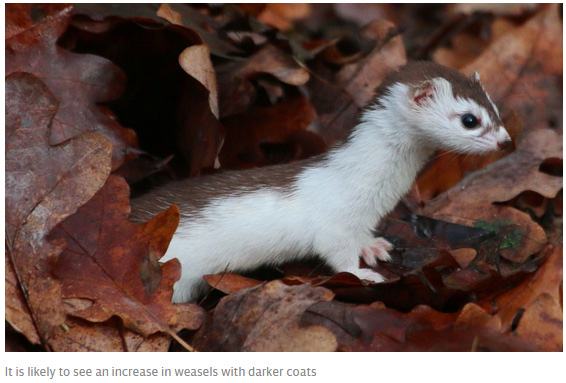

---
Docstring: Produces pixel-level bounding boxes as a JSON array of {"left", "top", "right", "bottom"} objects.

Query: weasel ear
[
  {"left": 471, "top": 71, "right": 481, "bottom": 82},
  {"left": 409, "top": 80, "right": 435, "bottom": 107}
]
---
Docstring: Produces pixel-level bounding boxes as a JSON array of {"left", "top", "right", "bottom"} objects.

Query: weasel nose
[
  {"left": 496, "top": 126, "right": 511, "bottom": 151},
  {"left": 497, "top": 139, "right": 512, "bottom": 150}
]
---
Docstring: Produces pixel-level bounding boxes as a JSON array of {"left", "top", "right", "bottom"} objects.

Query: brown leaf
[
  {"left": 49, "top": 176, "right": 204, "bottom": 346},
  {"left": 280, "top": 215, "right": 546, "bottom": 314},
  {"left": 512, "top": 293, "right": 562, "bottom": 351},
  {"left": 255, "top": 4, "right": 312, "bottom": 30},
  {"left": 5, "top": 72, "right": 112, "bottom": 347},
  {"left": 156, "top": 3, "right": 243, "bottom": 59},
  {"left": 305, "top": 298, "right": 550, "bottom": 351},
  {"left": 47, "top": 316, "right": 174, "bottom": 352},
  {"left": 433, "top": 32, "right": 490, "bottom": 70},
  {"left": 424, "top": 131, "right": 561, "bottom": 211},
  {"left": 480, "top": 243, "right": 563, "bottom": 350},
  {"left": 242, "top": 45, "right": 310, "bottom": 87},
  {"left": 179, "top": 44, "right": 219, "bottom": 118},
  {"left": 219, "top": 97, "right": 325, "bottom": 169},
  {"left": 217, "top": 44, "right": 310, "bottom": 117},
  {"left": 192, "top": 281, "right": 337, "bottom": 351},
  {"left": 5, "top": 3, "right": 132, "bottom": 169},
  {"left": 337, "top": 19, "right": 407, "bottom": 108},
  {"left": 308, "top": 19, "right": 406, "bottom": 140},
  {"left": 303, "top": 301, "right": 468, "bottom": 351},
  {"left": 203, "top": 273, "right": 264, "bottom": 296},
  {"left": 462, "top": 4, "right": 562, "bottom": 131},
  {"left": 5, "top": 257, "right": 40, "bottom": 345}
]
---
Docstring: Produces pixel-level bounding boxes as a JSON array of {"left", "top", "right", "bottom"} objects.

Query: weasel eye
[{"left": 461, "top": 114, "right": 479, "bottom": 129}]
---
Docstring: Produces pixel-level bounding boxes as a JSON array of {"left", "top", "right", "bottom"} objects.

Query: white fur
[{"left": 163, "top": 77, "right": 510, "bottom": 302}]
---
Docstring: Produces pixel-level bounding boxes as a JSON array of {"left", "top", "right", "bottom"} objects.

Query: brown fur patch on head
[{"left": 372, "top": 61, "right": 503, "bottom": 127}]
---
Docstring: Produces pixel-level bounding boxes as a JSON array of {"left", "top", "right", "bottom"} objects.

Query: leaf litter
[{"left": 5, "top": 3, "right": 562, "bottom": 352}]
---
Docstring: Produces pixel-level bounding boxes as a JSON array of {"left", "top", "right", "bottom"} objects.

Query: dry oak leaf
[
  {"left": 220, "top": 96, "right": 320, "bottom": 169},
  {"left": 49, "top": 176, "right": 204, "bottom": 345},
  {"left": 192, "top": 280, "right": 337, "bottom": 351},
  {"left": 337, "top": 19, "right": 407, "bottom": 108},
  {"left": 179, "top": 44, "right": 219, "bottom": 118},
  {"left": 302, "top": 301, "right": 474, "bottom": 351},
  {"left": 5, "top": 72, "right": 112, "bottom": 346},
  {"left": 305, "top": 299, "right": 552, "bottom": 351},
  {"left": 203, "top": 272, "right": 264, "bottom": 296},
  {"left": 462, "top": 4, "right": 562, "bottom": 132},
  {"left": 216, "top": 44, "right": 310, "bottom": 117},
  {"left": 156, "top": 3, "right": 243, "bottom": 60},
  {"left": 308, "top": 19, "right": 406, "bottom": 140},
  {"left": 5, "top": 3, "right": 133, "bottom": 169},
  {"left": 178, "top": 44, "right": 223, "bottom": 172},
  {"left": 479, "top": 243, "right": 563, "bottom": 351},
  {"left": 454, "top": 243, "right": 562, "bottom": 352},
  {"left": 47, "top": 315, "right": 178, "bottom": 352}
]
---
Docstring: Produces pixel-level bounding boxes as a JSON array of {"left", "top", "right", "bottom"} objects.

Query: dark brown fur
[{"left": 130, "top": 154, "right": 325, "bottom": 223}]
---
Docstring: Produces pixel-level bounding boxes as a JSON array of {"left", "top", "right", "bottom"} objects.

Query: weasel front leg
[{"left": 319, "top": 238, "right": 388, "bottom": 283}]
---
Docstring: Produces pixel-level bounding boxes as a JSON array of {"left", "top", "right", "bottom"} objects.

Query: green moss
[{"left": 473, "top": 219, "right": 523, "bottom": 250}]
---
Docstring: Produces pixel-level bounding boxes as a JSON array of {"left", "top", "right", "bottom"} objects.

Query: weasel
[{"left": 130, "top": 61, "right": 511, "bottom": 302}]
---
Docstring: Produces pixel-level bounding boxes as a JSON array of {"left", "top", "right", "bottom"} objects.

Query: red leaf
[{"left": 49, "top": 176, "right": 204, "bottom": 344}]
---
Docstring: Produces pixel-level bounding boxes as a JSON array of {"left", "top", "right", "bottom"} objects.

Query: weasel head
[{"left": 376, "top": 62, "right": 511, "bottom": 154}]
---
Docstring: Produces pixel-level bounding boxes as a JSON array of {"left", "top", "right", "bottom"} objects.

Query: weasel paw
[
  {"left": 361, "top": 237, "right": 393, "bottom": 266},
  {"left": 347, "top": 268, "right": 386, "bottom": 284}
]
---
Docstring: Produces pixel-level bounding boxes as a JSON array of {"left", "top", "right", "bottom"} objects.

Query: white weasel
[{"left": 130, "top": 62, "right": 511, "bottom": 302}]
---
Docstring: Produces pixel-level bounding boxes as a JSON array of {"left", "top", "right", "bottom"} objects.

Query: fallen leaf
[
  {"left": 481, "top": 243, "right": 562, "bottom": 348},
  {"left": 5, "top": 72, "right": 112, "bottom": 347},
  {"left": 192, "top": 281, "right": 337, "bottom": 351},
  {"left": 5, "top": 3, "right": 132, "bottom": 169},
  {"left": 5, "top": 257, "right": 40, "bottom": 345},
  {"left": 462, "top": 4, "right": 562, "bottom": 131},
  {"left": 49, "top": 176, "right": 204, "bottom": 349},
  {"left": 179, "top": 44, "right": 219, "bottom": 118},
  {"left": 47, "top": 316, "right": 175, "bottom": 352},
  {"left": 308, "top": 19, "right": 406, "bottom": 139},
  {"left": 216, "top": 44, "right": 310, "bottom": 117},
  {"left": 203, "top": 273, "right": 264, "bottom": 296},
  {"left": 219, "top": 97, "right": 324, "bottom": 169},
  {"left": 255, "top": 4, "right": 312, "bottom": 30},
  {"left": 338, "top": 19, "right": 407, "bottom": 108},
  {"left": 305, "top": 298, "right": 550, "bottom": 351},
  {"left": 157, "top": 3, "right": 243, "bottom": 59}
]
